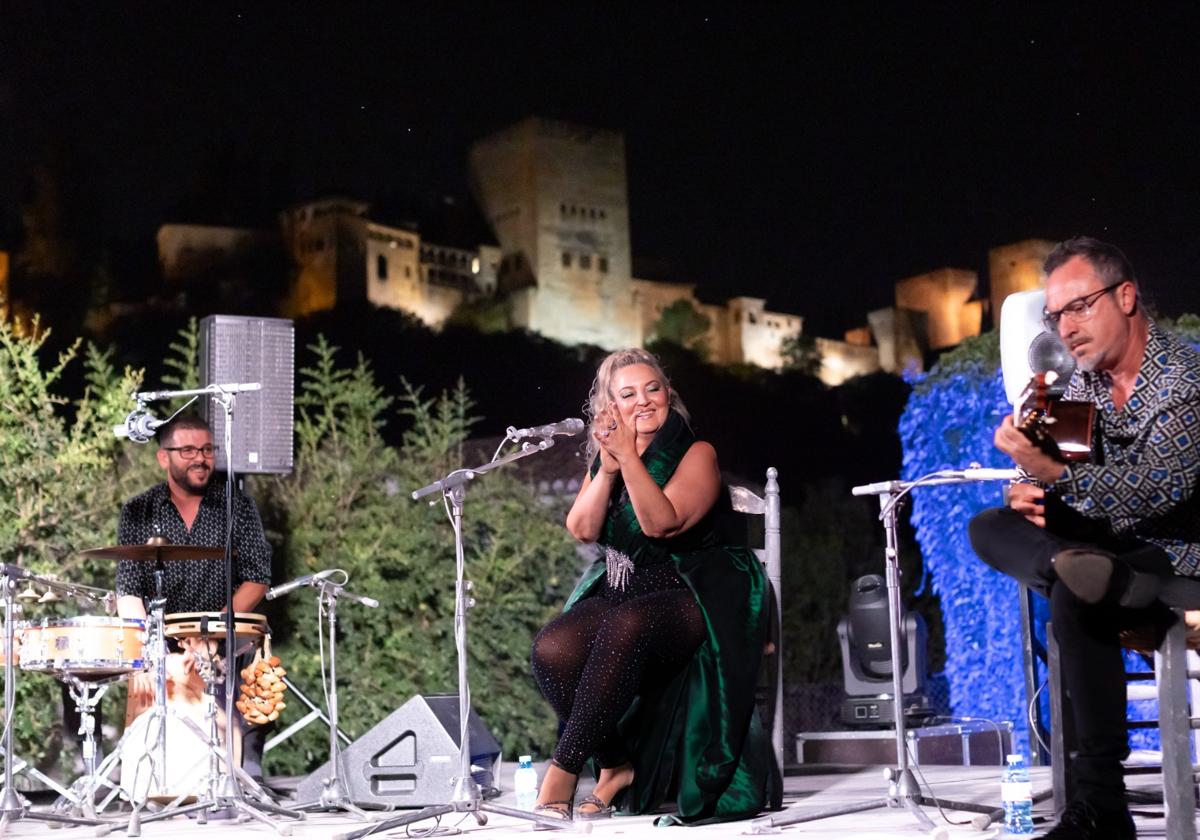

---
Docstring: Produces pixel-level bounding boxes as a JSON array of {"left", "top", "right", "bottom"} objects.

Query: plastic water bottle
[
  {"left": 514, "top": 755, "right": 538, "bottom": 811},
  {"left": 1001, "top": 753, "right": 1033, "bottom": 835}
]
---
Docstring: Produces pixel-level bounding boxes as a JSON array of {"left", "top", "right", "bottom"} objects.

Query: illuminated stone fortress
[{"left": 152, "top": 117, "right": 1053, "bottom": 384}]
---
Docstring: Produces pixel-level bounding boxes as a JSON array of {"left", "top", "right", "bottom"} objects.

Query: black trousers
[{"left": 968, "top": 497, "right": 1176, "bottom": 801}]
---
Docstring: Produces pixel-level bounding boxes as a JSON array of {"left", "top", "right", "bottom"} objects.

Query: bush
[{"left": 0, "top": 318, "right": 160, "bottom": 776}]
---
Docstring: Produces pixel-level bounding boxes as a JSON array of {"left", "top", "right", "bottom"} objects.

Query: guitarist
[{"left": 970, "top": 236, "right": 1200, "bottom": 840}]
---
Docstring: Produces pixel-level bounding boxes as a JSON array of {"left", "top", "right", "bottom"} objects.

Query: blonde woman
[{"left": 530, "top": 348, "right": 779, "bottom": 826}]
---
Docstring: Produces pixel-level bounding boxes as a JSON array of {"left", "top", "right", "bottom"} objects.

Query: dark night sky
[{"left": 3, "top": 3, "right": 1199, "bottom": 335}]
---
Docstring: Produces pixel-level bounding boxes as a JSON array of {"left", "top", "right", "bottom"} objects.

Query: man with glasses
[
  {"left": 115, "top": 414, "right": 273, "bottom": 779},
  {"left": 969, "top": 236, "right": 1200, "bottom": 839}
]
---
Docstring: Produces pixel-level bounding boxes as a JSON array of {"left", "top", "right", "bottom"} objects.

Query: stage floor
[{"left": 2, "top": 763, "right": 1188, "bottom": 839}]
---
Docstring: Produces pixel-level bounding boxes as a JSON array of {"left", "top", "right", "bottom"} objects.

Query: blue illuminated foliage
[{"left": 900, "top": 355, "right": 1037, "bottom": 751}]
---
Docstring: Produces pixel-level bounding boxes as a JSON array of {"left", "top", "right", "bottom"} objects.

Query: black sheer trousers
[{"left": 531, "top": 564, "right": 705, "bottom": 775}]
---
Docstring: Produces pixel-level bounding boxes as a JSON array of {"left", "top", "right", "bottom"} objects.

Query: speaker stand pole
[
  {"left": 752, "top": 469, "right": 1018, "bottom": 834},
  {"left": 336, "top": 440, "right": 592, "bottom": 840}
]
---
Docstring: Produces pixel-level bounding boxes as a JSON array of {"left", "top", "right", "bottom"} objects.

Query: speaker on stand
[
  {"left": 197, "top": 314, "right": 295, "bottom": 475},
  {"left": 999, "top": 289, "right": 1077, "bottom": 407}
]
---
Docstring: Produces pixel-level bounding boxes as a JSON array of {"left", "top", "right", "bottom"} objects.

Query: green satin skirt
[{"left": 563, "top": 545, "right": 783, "bottom": 825}]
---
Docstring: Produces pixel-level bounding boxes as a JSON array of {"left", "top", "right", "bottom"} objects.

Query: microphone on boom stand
[{"left": 505, "top": 417, "right": 585, "bottom": 442}]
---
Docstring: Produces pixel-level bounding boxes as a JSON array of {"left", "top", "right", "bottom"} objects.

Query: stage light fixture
[{"left": 837, "top": 574, "right": 933, "bottom": 727}]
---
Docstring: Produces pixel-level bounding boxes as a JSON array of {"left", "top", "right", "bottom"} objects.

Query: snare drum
[
  {"left": 164, "top": 612, "right": 268, "bottom": 656},
  {"left": 20, "top": 616, "right": 147, "bottom": 679}
]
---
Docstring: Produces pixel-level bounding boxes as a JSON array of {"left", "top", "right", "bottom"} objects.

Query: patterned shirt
[
  {"left": 1056, "top": 321, "right": 1200, "bottom": 576},
  {"left": 115, "top": 478, "right": 273, "bottom": 613}
]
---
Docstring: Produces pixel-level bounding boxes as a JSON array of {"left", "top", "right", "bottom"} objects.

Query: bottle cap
[
  {"left": 1006, "top": 753, "right": 1022, "bottom": 763},
  {"left": 519, "top": 754, "right": 532, "bottom": 763}
]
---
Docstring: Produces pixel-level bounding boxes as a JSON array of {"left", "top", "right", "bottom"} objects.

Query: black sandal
[
  {"left": 575, "top": 793, "right": 615, "bottom": 821},
  {"left": 532, "top": 799, "right": 573, "bottom": 829}
]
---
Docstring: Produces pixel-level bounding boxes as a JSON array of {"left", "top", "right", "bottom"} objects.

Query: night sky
[{"left": 3, "top": 3, "right": 1199, "bottom": 336}]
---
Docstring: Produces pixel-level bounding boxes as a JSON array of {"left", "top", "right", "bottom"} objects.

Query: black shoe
[
  {"left": 1053, "top": 550, "right": 1161, "bottom": 608},
  {"left": 1042, "top": 798, "right": 1136, "bottom": 839},
  {"left": 1053, "top": 549, "right": 1117, "bottom": 604}
]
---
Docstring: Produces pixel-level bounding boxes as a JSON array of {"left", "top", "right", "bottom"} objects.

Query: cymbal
[{"left": 81, "top": 544, "right": 231, "bottom": 562}]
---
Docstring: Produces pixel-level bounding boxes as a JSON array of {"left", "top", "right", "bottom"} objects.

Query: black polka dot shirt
[{"left": 115, "top": 478, "right": 273, "bottom": 614}]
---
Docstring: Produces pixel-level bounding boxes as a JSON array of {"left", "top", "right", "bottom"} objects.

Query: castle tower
[
  {"left": 278, "top": 197, "right": 371, "bottom": 317},
  {"left": 894, "top": 267, "right": 983, "bottom": 351},
  {"left": 468, "top": 118, "right": 640, "bottom": 349},
  {"left": 988, "top": 239, "right": 1055, "bottom": 327}
]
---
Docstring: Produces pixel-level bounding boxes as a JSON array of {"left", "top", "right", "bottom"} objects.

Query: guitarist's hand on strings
[
  {"left": 995, "top": 415, "right": 1068, "bottom": 485},
  {"left": 1007, "top": 483, "right": 1047, "bottom": 528}
]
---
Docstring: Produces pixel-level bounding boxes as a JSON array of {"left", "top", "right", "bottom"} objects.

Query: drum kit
[{"left": 0, "top": 544, "right": 289, "bottom": 834}]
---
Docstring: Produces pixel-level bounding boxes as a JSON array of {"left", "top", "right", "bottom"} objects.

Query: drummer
[{"left": 115, "top": 414, "right": 272, "bottom": 774}]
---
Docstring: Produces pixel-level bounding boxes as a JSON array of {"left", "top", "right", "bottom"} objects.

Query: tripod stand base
[
  {"left": 332, "top": 800, "right": 593, "bottom": 840},
  {"left": 293, "top": 777, "right": 372, "bottom": 820},
  {"left": 750, "top": 767, "right": 1006, "bottom": 835}
]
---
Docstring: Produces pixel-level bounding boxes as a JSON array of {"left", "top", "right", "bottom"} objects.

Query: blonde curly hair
[{"left": 584, "top": 348, "right": 690, "bottom": 461}]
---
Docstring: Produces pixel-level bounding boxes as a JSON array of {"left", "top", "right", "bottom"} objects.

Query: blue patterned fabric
[{"left": 1056, "top": 321, "right": 1200, "bottom": 575}]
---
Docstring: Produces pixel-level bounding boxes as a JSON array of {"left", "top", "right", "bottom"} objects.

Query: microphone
[
  {"left": 113, "top": 408, "right": 165, "bottom": 444},
  {"left": 507, "top": 418, "right": 585, "bottom": 440},
  {"left": 851, "top": 480, "right": 902, "bottom": 497},
  {"left": 136, "top": 382, "right": 263, "bottom": 402},
  {"left": 339, "top": 591, "right": 380, "bottom": 609},
  {"left": 265, "top": 570, "right": 336, "bottom": 601},
  {"left": 959, "top": 468, "right": 1021, "bottom": 482}
]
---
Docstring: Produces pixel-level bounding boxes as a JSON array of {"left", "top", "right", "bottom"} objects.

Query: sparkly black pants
[
  {"left": 969, "top": 500, "right": 1175, "bottom": 802},
  {"left": 531, "top": 562, "right": 704, "bottom": 775}
]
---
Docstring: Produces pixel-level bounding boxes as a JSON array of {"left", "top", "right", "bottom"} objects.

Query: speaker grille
[
  {"left": 198, "top": 315, "right": 294, "bottom": 475},
  {"left": 1027, "top": 330, "right": 1076, "bottom": 396}
]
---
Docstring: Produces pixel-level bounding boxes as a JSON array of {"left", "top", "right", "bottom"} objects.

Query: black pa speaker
[
  {"left": 294, "top": 694, "right": 502, "bottom": 808},
  {"left": 198, "top": 314, "right": 294, "bottom": 475}
]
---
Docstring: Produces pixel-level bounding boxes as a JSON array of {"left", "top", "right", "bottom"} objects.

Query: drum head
[{"left": 163, "top": 611, "right": 269, "bottom": 642}]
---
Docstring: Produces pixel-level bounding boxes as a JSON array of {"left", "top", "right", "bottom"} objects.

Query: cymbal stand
[
  {"left": 286, "top": 572, "right": 377, "bottom": 819},
  {"left": 751, "top": 467, "right": 1020, "bottom": 834},
  {"left": 104, "top": 553, "right": 217, "bottom": 836},
  {"left": 336, "top": 436, "right": 591, "bottom": 840},
  {"left": 0, "top": 568, "right": 103, "bottom": 830}
]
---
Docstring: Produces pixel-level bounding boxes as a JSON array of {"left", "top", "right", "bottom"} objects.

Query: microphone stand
[
  {"left": 288, "top": 574, "right": 377, "bottom": 819},
  {"left": 336, "top": 436, "right": 592, "bottom": 840},
  {"left": 113, "top": 383, "right": 301, "bottom": 835},
  {"left": 751, "top": 467, "right": 1023, "bottom": 834}
]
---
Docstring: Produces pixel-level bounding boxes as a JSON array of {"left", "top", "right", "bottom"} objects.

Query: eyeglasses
[
  {"left": 1041, "top": 282, "right": 1125, "bottom": 332},
  {"left": 162, "top": 444, "right": 216, "bottom": 460}
]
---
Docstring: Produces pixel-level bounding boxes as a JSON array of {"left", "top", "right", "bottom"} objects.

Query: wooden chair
[{"left": 1046, "top": 576, "right": 1200, "bottom": 840}]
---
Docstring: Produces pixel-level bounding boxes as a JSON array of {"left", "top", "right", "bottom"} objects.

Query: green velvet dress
[{"left": 563, "top": 409, "right": 783, "bottom": 825}]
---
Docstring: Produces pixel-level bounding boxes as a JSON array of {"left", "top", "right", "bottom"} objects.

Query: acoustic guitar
[{"left": 1014, "top": 372, "right": 1096, "bottom": 463}]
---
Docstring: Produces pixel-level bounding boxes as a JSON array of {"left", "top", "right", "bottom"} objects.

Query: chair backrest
[{"left": 727, "top": 467, "right": 783, "bottom": 775}]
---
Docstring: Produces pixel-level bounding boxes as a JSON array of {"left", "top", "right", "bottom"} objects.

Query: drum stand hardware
[
  {"left": 99, "top": 560, "right": 218, "bottom": 836},
  {"left": 61, "top": 678, "right": 114, "bottom": 821},
  {"left": 336, "top": 435, "right": 592, "bottom": 840},
  {"left": 0, "top": 566, "right": 107, "bottom": 830},
  {"left": 751, "top": 467, "right": 1029, "bottom": 835},
  {"left": 273, "top": 571, "right": 377, "bottom": 819}
]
